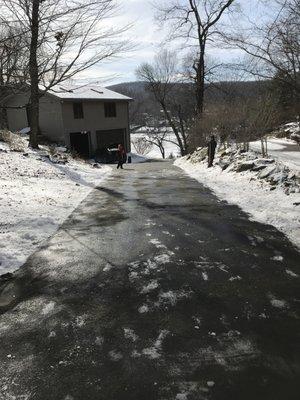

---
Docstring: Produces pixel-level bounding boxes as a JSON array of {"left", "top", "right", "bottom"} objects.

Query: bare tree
[
  {"left": 224, "top": 0, "right": 300, "bottom": 106},
  {"left": 155, "top": 0, "right": 236, "bottom": 113},
  {"left": 1, "top": 0, "right": 131, "bottom": 147},
  {"left": 0, "top": 26, "right": 28, "bottom": 129},
  {"left": 132, "top": 137, "right": 153, "bottom": 155},
  {"left": 136, "top": 49, "right": 193, "bottom": 156},
  {"left": 189, "top": 87, "right": 280, "bottom": 156},
  {"left": 143, "top": 117, "right": 170, "bottom": 159}
]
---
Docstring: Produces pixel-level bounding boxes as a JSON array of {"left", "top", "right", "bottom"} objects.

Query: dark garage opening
[
  {"left": 95, "top": 129, "right": 126, "bottom": 163},
  {"left": 96, "top": 129, "right": 126, "bottom": 150},
  {"left": 70, "top": 131, "right": 90, "bottom": 158}
]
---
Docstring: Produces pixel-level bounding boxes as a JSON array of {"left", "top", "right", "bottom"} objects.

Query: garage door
[
  {"left": 96, "top": 129, "right": 126, "bottom": 150},
  {"left": 70, "top": 131, "right": 90, "bottom": 158}
]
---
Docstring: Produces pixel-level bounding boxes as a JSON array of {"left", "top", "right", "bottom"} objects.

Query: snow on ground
[
  {"left": 0, "top": 142, "right": 111, "bottom": 276},
  {"left": 250, "top": 138, "right": 300, "bottom": 171},
  {"left": 127, "top": 152, "right": 148, "bottom": 163},
  {"left": 175, "top": 156, "right": 300, "bottom": 249}
]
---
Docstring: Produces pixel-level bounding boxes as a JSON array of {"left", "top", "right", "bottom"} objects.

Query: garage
[
  {"left": 96, "top": 129, "right": 126, "bottom": 151},
  {"left": 70, "top": 131, "right": 90, "bottom": 158}
]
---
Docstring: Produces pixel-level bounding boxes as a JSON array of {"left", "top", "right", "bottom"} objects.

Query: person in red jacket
[{"left": 117, "top": 144, "right": 126, "bottom": 169}]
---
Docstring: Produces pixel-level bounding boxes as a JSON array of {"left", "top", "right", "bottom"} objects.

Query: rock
[
  {"left": 269, "top": 172, "right": 288, "bottom": 185},
  {"left": 291, "top": 132, "right": 300, "bottom": 144},
  {"left": 0, "top": 273, "right": 13, "bottom": 283},
  {"left": 258, "top": 166, "right": 277, "bottom": 179},
  {"left": 49, "top": 154, "right": 68, "bottom": 164},
  {"left": 190, "top": 147, "right": 207, "bottom": 163},
  {"left": 93, "top": 163, "right": 101, "bottom": 169},
  {"left": 235, "top": 161, "right": 255, "bottom": 172},
  {"left": 255, "top": 158, "right": 275, "bottom": 165},
  {"left": 218, "top": 159, "right": 230, "bottom": 170},
  {"left": 252, "top": 165, "right": 267, "bottom": 172}
]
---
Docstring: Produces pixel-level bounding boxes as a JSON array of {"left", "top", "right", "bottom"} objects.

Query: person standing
[
  {"left": 117, "top": 144, "right": 126, "bottom": 169},
  {"left": 207, "top": 135, "right": 217, "bottom": 168}
]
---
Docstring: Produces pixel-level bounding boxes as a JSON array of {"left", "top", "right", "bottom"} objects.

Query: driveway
[
  {"left": 0, "top": 161, "right": 299, "bottom": 400},
  {"left": 250, "top": 138, "right": 300, "bottom": 171}
]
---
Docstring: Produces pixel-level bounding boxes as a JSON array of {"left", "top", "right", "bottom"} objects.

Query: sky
[{"left": 77, "top": 0, "right": 278, "bottom": 86}]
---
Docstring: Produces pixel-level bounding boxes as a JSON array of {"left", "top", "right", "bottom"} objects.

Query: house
[{"left": 5, "top": 85, "right": 132, "bottom": 157}]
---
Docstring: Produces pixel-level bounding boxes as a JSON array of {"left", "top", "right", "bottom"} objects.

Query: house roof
[{"left": 46, "top": 85, "right": 132, "bottom": 101}]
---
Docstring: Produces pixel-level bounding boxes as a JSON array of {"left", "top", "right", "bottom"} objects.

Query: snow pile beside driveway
[
  {"left": 175, "top": 148, "right": 300, "bottom": 248},
  {"left": 0, "top": 142, "right": 111, "bottom": 276}
]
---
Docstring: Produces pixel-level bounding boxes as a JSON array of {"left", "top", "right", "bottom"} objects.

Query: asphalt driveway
[{"left": 0, "top": 161, "right": 299, "bottom": 400}]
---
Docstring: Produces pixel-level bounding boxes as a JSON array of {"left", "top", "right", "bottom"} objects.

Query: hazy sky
[{"left": 79, "top": 0, "right": 277, "bottom": 85}]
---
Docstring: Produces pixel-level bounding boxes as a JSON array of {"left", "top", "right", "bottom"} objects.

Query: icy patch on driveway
[
  {"left": 156, "top": 290, "right": 192, "bottom": 308},
  {"left": 268, "top": 294, "right": 289, "bottom": 309},
  {"left": 124, "top": 328, "right": 138, "bottom": 342},
  {"left": 149, "top": 239, "right": 167, "bottom": 249},
  {"left": 109, "top": 350, "right": 123, "bottom": 362},
  {"left": 41, "top": 301, "right": 56, "bottom": 316},
  {"left": 140, "top": 280, "right": 159, "bottom": 294},
  {"left": 286, "top": 269, "right": 298, "bottom": 278},
  {"left": 270, "top": 299, "right": 288, "bottom": 309},
  {"left": 133, "top": 330, "right": 169, "bottom": 360},
  {"left": 154, "top": 253, "right": 174, "bottom": 264},
  {"left": 138, "top": 305, "right": 149, "bottom": 314}
]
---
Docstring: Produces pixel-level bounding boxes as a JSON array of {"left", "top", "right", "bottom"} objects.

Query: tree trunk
[
  {"left": 160, "top": 102, "right": 185, "bottom": 156},
  {"left": 0, "top": 107, "right": 8, "bottom": 129},
  {"left": 265, "top": 138, "right": 268, "bottom": 157},
  {"left": 195, "top": 45, "right": 205, "bottom": 114},
  {"left": 260, "top": 138, "right": 265, "bottom": 157},
  {"left": 29, "top": 0, "right": 40, "bottom": 148}
]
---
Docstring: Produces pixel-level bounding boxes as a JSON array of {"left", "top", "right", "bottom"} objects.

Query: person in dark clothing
[
  {"left": 117, "top": 144, "right": 126, "bottom": 169},
  {"left": 207, "top": 135, "right": 217, "bottom": 168}
]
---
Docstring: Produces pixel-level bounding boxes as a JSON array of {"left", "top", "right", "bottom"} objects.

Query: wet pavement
[{"left": 0, "top": 161, "right": 299, "bottom": 400}]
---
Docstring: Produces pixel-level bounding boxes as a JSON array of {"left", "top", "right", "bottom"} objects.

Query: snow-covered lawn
[
  {"left": 250, "top": 138, "right": 300, "bottom": 171},
  {"left": 175, "top": 156, "right": 300, "bottom": 249},
  {"left": 0, "top": 143, "right": 111, "bottom": 276}
]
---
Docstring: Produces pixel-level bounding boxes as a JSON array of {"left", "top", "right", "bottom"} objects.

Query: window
[
  {"left": 104, "top": 102, "right": 117, "bottom": 118},
  {"left": 73, "top": 102, "right": 84, "bottom": 119}
]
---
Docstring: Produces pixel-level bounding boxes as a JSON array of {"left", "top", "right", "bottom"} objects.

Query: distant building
[{"left": 5, "top": 85, "right": 132, "bottom": 157}]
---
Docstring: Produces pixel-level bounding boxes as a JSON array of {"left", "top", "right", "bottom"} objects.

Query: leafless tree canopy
[
  {"left": 155, "top": 0, "right": 237, "bottom": 113},
  {"left": 136, "top": 49, "right": 193, "bottom": 156},
  {"left": 224, "top": 0, "right": 300, "bottom": 95},
  {"left": 132, "top": 137, "right": 153, "bottom": 156},
  {"left": 0, "top": 0, "right": 132, "bottom": 146},
  {"left": 1, "top": 0, "right": 131, "bottom": 89}
]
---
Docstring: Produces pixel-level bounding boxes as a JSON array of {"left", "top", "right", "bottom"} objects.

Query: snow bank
[
  {"left": 0, "top": 143, "right": 111, "bottom": 276},
  {"left": 175, "top": 154, "right": 300, "bottom": 249}
]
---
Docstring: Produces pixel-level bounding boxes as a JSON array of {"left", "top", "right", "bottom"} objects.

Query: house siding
[
  {"left": 6, "top": 93, "right": 30, "bottom": 132},
  {"left": 5, "top": 91, "right": 131, "bottom": 156},
  {"left": 62, "top": 100, "right": 130, "bottom": 154},
  {"left": 6, "top": 92, "right": 64, "bottom": 143}
]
